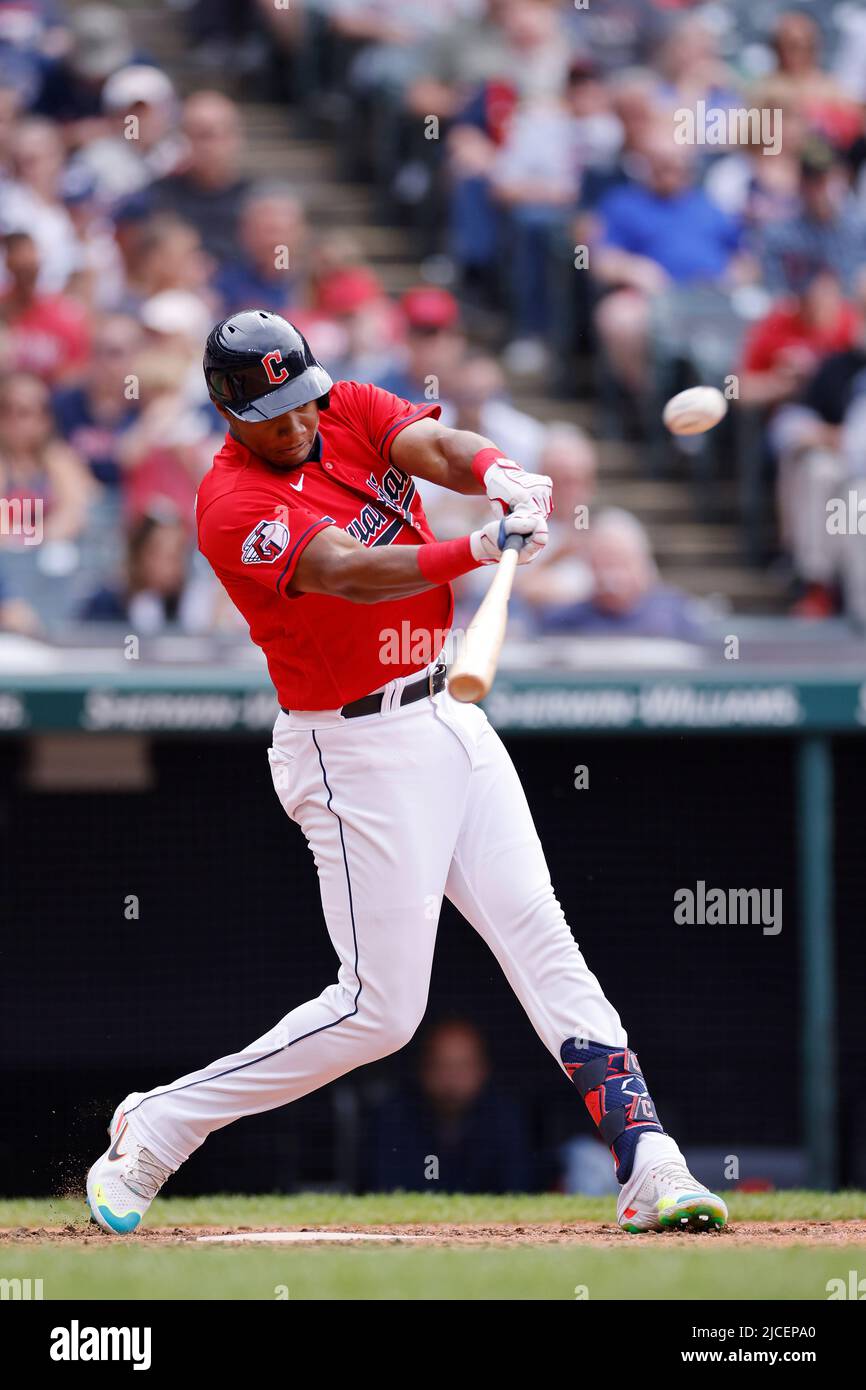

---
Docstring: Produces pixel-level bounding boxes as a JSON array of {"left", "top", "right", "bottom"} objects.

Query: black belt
[{"left": 283, "top": 661, "right": 447, "bottom": 720}]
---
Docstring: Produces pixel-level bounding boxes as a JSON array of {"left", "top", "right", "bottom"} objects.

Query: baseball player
[{"left": 87, "top": 311, "right": 727, "bottom": 1235}]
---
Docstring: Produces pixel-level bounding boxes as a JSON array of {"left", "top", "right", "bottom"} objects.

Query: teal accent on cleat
[
  {"left": 95, "top": 1204, "right": 142, "bottom": 1234},
  {"left": 85, "top": 1095, "right": 171, "bottom": 1236}
]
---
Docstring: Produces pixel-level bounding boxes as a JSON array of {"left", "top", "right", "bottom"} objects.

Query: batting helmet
[{"left": 203, "top": 310, "right": 333, "bottom": 422}]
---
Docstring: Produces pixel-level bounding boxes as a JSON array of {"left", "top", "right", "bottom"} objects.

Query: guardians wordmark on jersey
[{"left": 196, "top": 381, "right": 452, "bottom": 710}]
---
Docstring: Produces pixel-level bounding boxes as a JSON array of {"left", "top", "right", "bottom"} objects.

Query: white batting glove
[
  {"left": 470, "top": 506, "right": 549, "bottom": 566},
  {"left": 480, "top": 456, "right": 553, "bottom": 520}
]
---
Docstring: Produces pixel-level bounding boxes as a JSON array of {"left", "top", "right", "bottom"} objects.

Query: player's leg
[
  {"left": 87, "top": 699, "right": 469, "bottom": 1231},
  {"left": 441, "top": 695, "right": 727, "bottom": 1232}
]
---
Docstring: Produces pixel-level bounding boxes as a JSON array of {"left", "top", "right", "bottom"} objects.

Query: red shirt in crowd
[
  {"left": 196, "top": 381, "right": 451, "bottom": 709},
  {"left": 0, "top": 293, "right": 91, "bottom": 384},
  {"left": 741, "top": 299, "right": 860, "bottom": 374}
]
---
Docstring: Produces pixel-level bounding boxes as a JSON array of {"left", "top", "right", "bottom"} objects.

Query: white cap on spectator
[
  {"left": 102, "top": 65, "right": 175, "bottom": 113},
  {"left": 140, "top": 290, "right": 212, "bottom": 341}
]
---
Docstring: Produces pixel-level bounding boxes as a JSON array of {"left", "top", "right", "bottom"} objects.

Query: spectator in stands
[
  {"left": 442, "top": 349, "right": 545, "bottom": 467},
  {"left": 0, "top": 371, "right": 94, "bottom": 545},
  {"left": 106, "top": 199, "right": 154, "bottom": 308},
  {"left": 73, "top": 64, "right": 181, "bottom": 202},
  {"left": 755, "top": 11, "right": 862, "bottom": 153},
  {"left": 767, "top": 274, "right": 866, "bottom": 617},
  {"left": 576, "top": 67, "right": 663, "bottom": 217},
  {"left": 420, "top": 0, "right": 572, "bottom": 114},
  {"left": 331, "top": 0, "right": 474, "bottom": 52},
  {"left": 563, "top": 0, "right": 665, "bottom": 75},
  {"left": 145, "top": 91, "right": 251, "bottom": 267},
  {"left": 329, "top": 0, "right": 473, "bottom": 98},
  {"left": 366, "top": 1018, "right": 533, "bottom": 1193},
  {"left": 0, "top": 5, "right": 61, "bottom": 113},
  {"left": 116, "top": 346, "right": 214, "bottom": 525},
  {"left": 653, "top": 14, "right": 740, "bottom": 116},
  {"left": 757, "top": 140, "right": 866, "bottom": 299},
  {"left": 0, "top": 232, "right": 90, "bottom": 385},
  {"left": 516, "top": 424, "right": 597, "bottom": 616},
  {"left": 538, "top": 508, "right": 704, "bottom": 641},
  {"left": 704, "top": 116, "right": 802, "bottom": 235},
  {"left": 138, "top": 286, "right": 219, "bottom": 429},
  {"left": 433, "top": 0, "right": 573, "bottom": 299},
  {"left": 212, "top": 183, "right": 307, "bottom": 315},
  {"left": 116, "top": 213, "right": 214, "bottom": 314},
  {"left": 408, "top": 0, "right": 536, "bottom": 124},
  {"left": 739, "top": 264, "right": 859, "bottom": 410},
  {"left": 81, "top": 508, "right": 216, "bottom": 634},
  {"left": 379, "top": 285, "right": 465, "bottom": 403},
  {"left": 183, "top": 0, "right": 276, "bottom": 74},
  {"left": 59, "top": 162, "right": 127, "bottom": 311},
  {"left": 490, "top": 58, "right": 621, "bottom": 372},
  {"left": 249, "top": 0, "right": 305, "bottom": 82},
  {"left": 592, "top": 130, "right": 743, "bottom": 397},
  {"left": 297, "top": 260, "right": 402, "bottom": 383},
  {"left": 1, "top": 116, "right": 82, "bottom": 292},
  {"left": 52, "top": 313, "right": 144, "bottom": 488},
  {"left": 34, "top": 3, "right": 135, "bottom": 132}
]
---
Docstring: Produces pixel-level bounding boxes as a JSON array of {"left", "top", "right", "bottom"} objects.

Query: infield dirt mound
[{"left": 2, "top": 1221, "right": 865, "bottom": 1247}]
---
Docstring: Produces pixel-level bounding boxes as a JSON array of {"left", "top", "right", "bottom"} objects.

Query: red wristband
[
  {"left": 471, "top": 446, "right": 503, "bottom": 487},
  {"left": 417, "top": 535, "right": 481, "bottom": 585}
]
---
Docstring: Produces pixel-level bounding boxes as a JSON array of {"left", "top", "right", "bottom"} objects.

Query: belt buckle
[{"left": 429, "top": 660, "right": 446, "bottom": 697}]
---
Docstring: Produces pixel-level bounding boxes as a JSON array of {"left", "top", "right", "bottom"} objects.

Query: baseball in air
[{"left": 662, "top": 386, "right": 728, "bottom": 436}]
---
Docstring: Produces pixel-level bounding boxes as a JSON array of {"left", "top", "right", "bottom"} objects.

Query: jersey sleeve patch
[{"left": 242, "top": 518, "right": 290, "bottom": 565}]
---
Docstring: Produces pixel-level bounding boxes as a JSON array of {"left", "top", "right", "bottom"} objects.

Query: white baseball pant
[{"left": 124, "top": 667, "right": 627, "bottom": 1171}]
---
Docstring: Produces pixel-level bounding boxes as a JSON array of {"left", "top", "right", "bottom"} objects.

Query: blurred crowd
[{"left": 2, "top": 0, "right": 866, "bottom": 641}]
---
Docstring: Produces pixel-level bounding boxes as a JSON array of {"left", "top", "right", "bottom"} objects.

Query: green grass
[
  {"left": 2, "top": 1189, "right": 864, "bottom": 1229},
  {"left": 0, "top": 1243, "right": 860, "bottom": 1301},
  {"left": 1, "top": 1192, "right": 863, "bottom": 1300}
]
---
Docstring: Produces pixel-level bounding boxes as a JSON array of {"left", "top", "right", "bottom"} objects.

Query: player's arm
[
  {"left": 290, "top": 509, "right": 546, "bottom": 604},
  {"left": 390, "top": 415, "right": 554, "bottom": 518},
  {"left": 389, "top": 416, "right": 491, "bottom": 493}
]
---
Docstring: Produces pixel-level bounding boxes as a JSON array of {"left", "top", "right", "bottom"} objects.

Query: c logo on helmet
[{"left": 262, "top": 350, "right": 289, "bottom": 386}]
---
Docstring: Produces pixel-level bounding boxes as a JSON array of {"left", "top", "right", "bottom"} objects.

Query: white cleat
[
  {"left": 86, "top": 1093, "right": 172, "bottom": 1235},
  {"left": 617, "top": 1156, "right": 728, "bottom": 1234}
]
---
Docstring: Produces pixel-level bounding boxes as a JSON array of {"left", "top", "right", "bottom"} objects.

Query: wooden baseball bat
[{"left": 447, "top": 533, "right": 523, "bottom": 703}]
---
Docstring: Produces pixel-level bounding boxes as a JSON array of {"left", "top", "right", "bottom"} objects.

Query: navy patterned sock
[{"left": 561, "top": 1038, "right": 666, "bottom": 1184}]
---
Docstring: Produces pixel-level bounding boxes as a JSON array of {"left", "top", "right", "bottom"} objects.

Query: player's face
[{"left": 217, "top": 400, "right": 320, "bottom": 469}]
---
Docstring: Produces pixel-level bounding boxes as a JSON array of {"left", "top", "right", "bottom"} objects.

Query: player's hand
[
  {"left": 481, "top": 457, "right": 553, "bottom": 521},
  {"left": 470, "top": 506, "right": 548, "bottom": 566}
]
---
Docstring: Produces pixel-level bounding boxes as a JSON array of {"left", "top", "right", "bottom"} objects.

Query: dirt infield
[{"left": 3, "top": 1220, "right": 866, "bottom": 1247}]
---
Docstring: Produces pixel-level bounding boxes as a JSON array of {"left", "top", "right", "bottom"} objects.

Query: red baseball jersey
[{"left": 196, "top": 380, "right": 452, "bottom": 709}]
